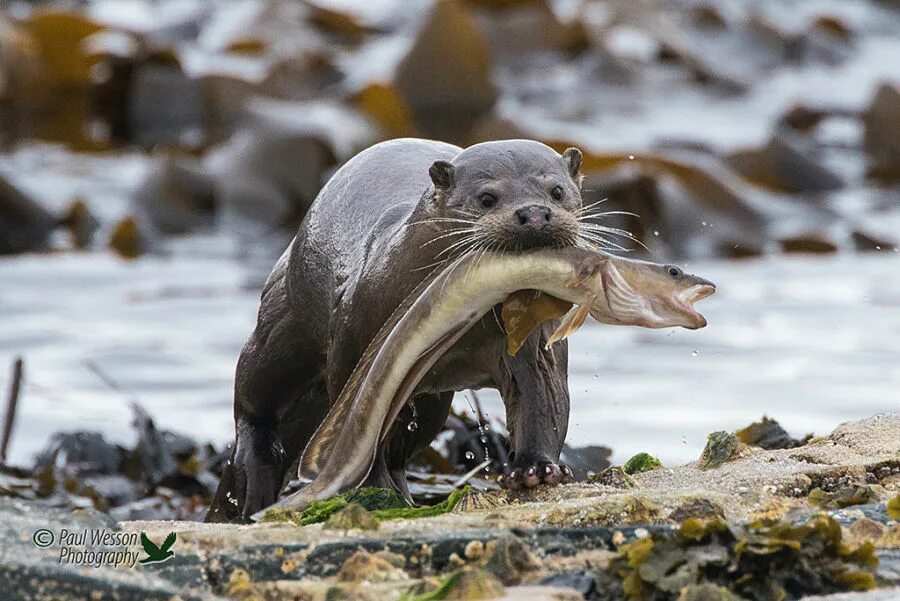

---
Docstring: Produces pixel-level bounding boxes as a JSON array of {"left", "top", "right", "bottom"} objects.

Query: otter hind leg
[{"left": 363, "top": 391, "right": 454, "bottom": 503}]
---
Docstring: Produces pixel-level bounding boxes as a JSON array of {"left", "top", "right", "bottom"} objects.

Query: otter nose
[{"left": 515, "top": 205, "right": 552, "bottom": 229}]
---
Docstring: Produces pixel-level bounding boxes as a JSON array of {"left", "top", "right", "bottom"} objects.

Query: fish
[{"left": 251, "top": 246, "right": 715, "bottom": 519}]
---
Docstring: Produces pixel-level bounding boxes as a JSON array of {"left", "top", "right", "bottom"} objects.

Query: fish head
[{"left": 590, "top": 258, "right": 715, "bottom": 329}]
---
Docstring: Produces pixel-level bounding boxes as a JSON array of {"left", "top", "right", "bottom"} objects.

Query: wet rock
[
  {"left": 677, "top": 583, "right": 745, "bottom": 601},
  {"left": 132, "top": 155, "right": 216, "bottom": 234},
  {"left": 206, "top": 102, "right": 344, "bottom": 237},
  {"left": 560, "top": 444, "right": 612, "bottom": 480},
  {"left": 0, "top": 498, "right": 221, "bottom": 601},
  {"left": 323, "top": 502, "right": 380, "bottom": 530},
  {"left": 538, "top": 571, "right": 597, "bottom": 597},
  {"left": 336, "top": 550, "right": 408, "bottom": 583},
  {"left": 34, "top": 431, "right": 124, "bottom": 475},
  {"left": 0, "top": 175, "right": 57, "bottom": 254},
  {"left": 699, "top": 431, "right": 747, "bottom": 470},
  {"left": 623, "top": 452, "right": 662, "bottom": 475},
  {"left": 588, "top": 467, "right": 638, "bottom": 489},
  {"left": 429, "top": 568, "right": 506, "bottom": 599},
  {"left": 852, "top": 231, "right": 896, "bottom": 253},
  {"left": 737, "top": 416, "right": 810, "bottom": 450},
  {"left": 889, "top": 496, "right": 900, "bottom": 520},
  {"left": 393, "top": 0, "right": 498, "bottom": 143},
  {"left": 58, "top": 198, "right": 100, "bottom": 249},
  {"left": 484, "top": 534, "right": 541, "bottom": 585},
  {"left": 668, "top": 498, "right": 727, "bottom": 523},
  {"left": 726, "top": 134, "right": 844, "bottom": 193},
  {"left": 809, "top": 485, "right": 880, "bottom": 510},
  {"left": 862, "top": 83, "right": 900, "bottom": 182}
]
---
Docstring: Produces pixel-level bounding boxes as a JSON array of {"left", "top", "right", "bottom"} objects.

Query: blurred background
[{"left": 0, "top": 0, "right": 898, "bottom": 487}]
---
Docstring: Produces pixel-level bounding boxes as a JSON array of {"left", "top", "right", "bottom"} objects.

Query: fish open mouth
[{"left": 677, "top": 283, "right": 716, "bottom": 329}]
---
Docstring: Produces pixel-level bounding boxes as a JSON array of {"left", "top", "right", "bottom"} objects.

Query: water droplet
[
  {"left": 681, "top": 436, "right": 687, "bottom": 445},
  {"left": 465, "top": 451, "right": 475, "bottom": 460},
  {"left": 480, "top": 435, "right": 488, "bottom": 443},
  {"left": 701, "top": 221, "right": 707, "bottom": 226},
  {"left": 691, "top": 350, "right": 699, "bottom": 357},
  {"left": 653, "top": 230, "right": 659, "bottom": 236},
  {"left": 876, "top": 245, "right": 881, "bottom": 250},
  {"left": 628, "top": 154, "right": 635, "bottom": 160},
  {"left": 407, "top": 421, "right": 418, "bottom": 432}
]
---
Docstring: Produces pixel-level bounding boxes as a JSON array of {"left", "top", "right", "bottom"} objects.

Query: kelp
[
  {"left": 624, "top": 453, "right": 663, "bottom": 475},
  {"left": 261, "top": 487, "right": 467, "bottom": 525},
  {"left": 500, "top": 290, "right": 572, "bottom": 356},
  {"left": 607, "top": 514, "right": 879, "bottom": 600}
]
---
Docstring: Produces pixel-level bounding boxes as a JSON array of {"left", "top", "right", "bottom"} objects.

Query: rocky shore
[{"left": 1, "top": 413, "right": 897, "bottom": 600}]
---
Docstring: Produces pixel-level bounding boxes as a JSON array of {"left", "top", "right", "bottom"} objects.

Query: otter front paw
[
  {"left": 233, "top": 423, "right": 285, "bottom": 521},
  {"left": 497, "top": 462, "right": 574, "bottom": 490}
]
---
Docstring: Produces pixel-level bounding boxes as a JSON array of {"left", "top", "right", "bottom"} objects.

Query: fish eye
[
  {"left": 550, "top": 185, "right": 563, "bottom": 201},
  {"left": 666, "top": 265, "right": 683, "bottom": 278},
  {"left": 479, "top": 192, "right": 497, "bottom": 209}
]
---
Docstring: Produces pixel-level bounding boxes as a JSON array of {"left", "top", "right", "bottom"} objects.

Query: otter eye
[
  {"left": 550, "top": 185, "right": 563, "bottom": 201},
  {"left": 666, "top": 265, "right": 683, "bottom": 278},
  {"left": 479, "top": 192, "right": 497, "bottom": 209}
]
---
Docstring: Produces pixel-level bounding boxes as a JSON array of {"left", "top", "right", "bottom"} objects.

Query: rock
[
  {"left": 862, "top": 83, "right": 900, "bottom": 181},
  {"left": 484, "top": 535, "right": 541, "bottom": 585},
  {"left": 336, "top": 550, "right": 407, "bottom": 583},
  {"left": 736, "top": 416, "right": 809, "bottom": 450},
  {"left": 699, "top": 431, "right": 747, "bottom": 470},
  {"left": 132, "top": 155, "right": 216, "bottom": 234},
  {"left": 560, "top": 444, "right": 612, "bottom": 480},
  {"left": 0, "top": 498, "right": 221, "bottom": 601},
  {"left": 808, "top": 485, "right": 880, "bottom": 509},
  {"left": 452, "top": 489, "right": 508, "bottom": 513},
  {"left": 852, "top": 231, "right": 896, "bottom": 253},
  {"left": 428, "top": 568, "right": 505, "bottom": 600},
  {"left": 0, "top": 175, "right": 57, "bottom": 254},
  {"left": 323, "top": 502, "right": 379, "bottom": 530},
  {"left": 668, "top": 498, "right": 727, "bottom": 522},
  {"left": 889, "top": 496, "right": 900, "bottom": 520},
  {"left": 588, "top": 466, "right": 638, "bottom": 489},
  {"left": 623, "top": 452, "right": 662, "bottom": 475},
  {"left": 678, "top": 583, "right": 745, "bottom": 601},
  {"left": 538, "top": 571, "right": 596, "bottom": 597}
]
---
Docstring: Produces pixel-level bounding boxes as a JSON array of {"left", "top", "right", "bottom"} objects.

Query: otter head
[
  {"left": 592, "top": 259, "right": 716, "bottom": 330},
  {"left": 429, "top": 140, "right": 583, "bottom": 252}
]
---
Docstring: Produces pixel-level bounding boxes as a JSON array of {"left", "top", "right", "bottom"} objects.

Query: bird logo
[{"left": 139, "top": 532, "right": 177, "bottom": 565}]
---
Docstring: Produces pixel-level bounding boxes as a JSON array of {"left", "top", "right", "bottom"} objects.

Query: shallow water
[{"left": 2, "top": 244, "right": 898, "bottom": 467}]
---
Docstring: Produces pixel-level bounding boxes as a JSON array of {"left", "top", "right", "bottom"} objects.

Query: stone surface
[{"left": 1, "top": 414, "right": 898, "bottom": 599}]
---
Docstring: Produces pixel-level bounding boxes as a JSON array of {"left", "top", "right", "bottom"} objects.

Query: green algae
[
  {"left": 623, "top": 452, "right": 663, "bottom": 475},
  {"left": 260, "top": 487, "right": 466, "bottom": 526},
  {"left": 607, "top": 514, "right": 879, "bottom": 600}
]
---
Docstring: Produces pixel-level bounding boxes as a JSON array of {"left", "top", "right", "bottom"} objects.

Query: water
[{"left": 2, "top": 244, "right": 898, "bottom": 467}]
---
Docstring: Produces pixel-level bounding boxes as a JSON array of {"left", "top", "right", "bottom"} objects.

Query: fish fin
[
  {"left": 545, "top": 296, "right": 594, "bottom": 349},
  {"left": 501, "top": 290, "right": 573, "bottom": 357},
  {"left": 565, "top": 254, "right": 608, "bottom": 288}
]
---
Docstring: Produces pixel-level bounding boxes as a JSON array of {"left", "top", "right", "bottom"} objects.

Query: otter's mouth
[{"left": 675, "top": 283, "right": 716, "bottom": 329}]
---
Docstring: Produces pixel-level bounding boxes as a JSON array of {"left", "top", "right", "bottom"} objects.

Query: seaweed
[
  {"left": 808, "top": 485, "right": 878, "bottom": 509},
  {"left": 607, "top": 514, "right": 879, "bottom": 600},
  {"left": 261, "top": 487, "right": 466, "bottom": 526},
  {"left": 888, "top": 495, "right": 900, "bottom": 520},
  {"left": 736, "top": 417, "right": 809, "bottom": 450},
  {"left": 624, "top": 453, "right": 663, "bottom": 475}
]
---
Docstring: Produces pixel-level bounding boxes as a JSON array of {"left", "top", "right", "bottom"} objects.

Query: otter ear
[
  {"left": 562, "top": 147, "right": 583, "bottom": 180},
  {"left": 429, "top": 160, "right": 455, "bottom": 190}
]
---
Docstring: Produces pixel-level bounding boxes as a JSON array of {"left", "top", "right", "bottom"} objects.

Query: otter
[{"left": 207, "top": 138, "right": 590, "bottom": 523}]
